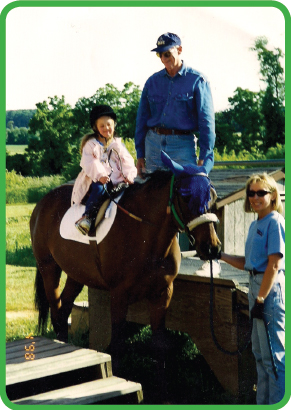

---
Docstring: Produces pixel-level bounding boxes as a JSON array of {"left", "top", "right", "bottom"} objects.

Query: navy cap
[{"left": 151, "top": 32, "right": 181, "bottom": 53}]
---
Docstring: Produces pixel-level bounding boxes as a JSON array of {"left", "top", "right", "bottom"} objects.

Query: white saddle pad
[{"left": 60, "top": 194, "right": 122, "bottom": 245}]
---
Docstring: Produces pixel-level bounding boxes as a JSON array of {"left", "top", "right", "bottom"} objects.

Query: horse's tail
[{"left": 34, "top": 267, "right": 50, "bottom": 334}]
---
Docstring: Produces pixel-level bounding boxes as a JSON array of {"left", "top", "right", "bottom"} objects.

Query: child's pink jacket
[{"left": 71, "top": 137, "right": 137, "bottom": 206}]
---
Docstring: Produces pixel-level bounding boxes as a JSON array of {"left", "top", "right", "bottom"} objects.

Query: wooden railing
[{"left": 213, "top": 159, "right": 284, "bottom": 167}]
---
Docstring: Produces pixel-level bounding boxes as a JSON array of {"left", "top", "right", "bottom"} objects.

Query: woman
[
  {"left": 221, "top": 173, "right": 285, "bottom": 404},
  {"left": 72, "top": 105, "right": 137, "bottom": 235}
]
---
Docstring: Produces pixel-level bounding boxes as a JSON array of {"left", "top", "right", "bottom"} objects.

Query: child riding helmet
[{"left": 90, "top": 105, "right": 117, "bottom": 129}]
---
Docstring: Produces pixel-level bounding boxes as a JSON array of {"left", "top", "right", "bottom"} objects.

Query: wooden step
[
  {"left": 6, "top": 337, "right": 112, "bottom": 401},
  {"left": 12, "top": 376, "right": 143, "bottom": 405}
]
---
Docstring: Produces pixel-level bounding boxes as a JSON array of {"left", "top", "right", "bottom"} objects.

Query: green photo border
[{"left": 1, "top": 1, "right": 289, "bottom": 409}]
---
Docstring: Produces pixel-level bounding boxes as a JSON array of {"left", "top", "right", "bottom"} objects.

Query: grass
[
  {"left": 6, "top": 145, "right": 27, "bottom": 155},
  {"left": 6, "top": 203, "right": 88, "bottom": 342},
  {"left": 6, "top": 171, "right": 66, "bottom": 204}
]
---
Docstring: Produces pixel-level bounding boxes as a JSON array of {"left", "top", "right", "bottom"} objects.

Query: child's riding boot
[{"left": 75, "top": 215, "right": 92, "bottom": 235}]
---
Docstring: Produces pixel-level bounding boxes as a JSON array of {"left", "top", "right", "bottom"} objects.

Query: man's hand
[{"left": 136, "top": 158, "right": 146, "bottom": 177}]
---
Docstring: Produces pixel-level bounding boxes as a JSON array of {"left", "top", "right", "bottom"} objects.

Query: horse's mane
[{"left": 127, "top": 170, "right": 173, "bottom": 196}]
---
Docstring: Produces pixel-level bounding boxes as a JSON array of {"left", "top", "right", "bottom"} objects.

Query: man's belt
[
  {"left": 150, "top": 127, "right": 193, "bottom": 135},
  {"left": 248, "top": 269, "right": 264, "bottom": 276}
]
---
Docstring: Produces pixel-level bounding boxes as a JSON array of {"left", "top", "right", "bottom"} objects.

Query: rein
[
  {"left": 209, "top": 260, "right": 252, "bottom": 356},
  {"left": 209, "top": 261, "right": 278, "bottom": 378},
  {"left": 104, "top": 186, "right": 156, "bottom": 227},
  {"left": 105, "top": 174, "right": 218, "bottom": 237}
]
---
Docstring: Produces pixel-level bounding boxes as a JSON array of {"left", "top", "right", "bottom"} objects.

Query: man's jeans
[
  {"left": 145, "top": 129, "right": 197, "bottom": 172},
  {"left": 248, "top": 271, "right": 285, "bottom": 404}
]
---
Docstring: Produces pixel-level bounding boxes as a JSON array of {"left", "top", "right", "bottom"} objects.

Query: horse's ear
[
  {"left": 161, "top": 151, "right": 185, "bottom": 176},
  {"left": 161, "top": 151, "right": 207, "bottom": 177}
]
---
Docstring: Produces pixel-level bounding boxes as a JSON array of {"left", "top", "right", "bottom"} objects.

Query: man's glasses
[
  {"left": 156, "top": 50, "right": 173, "bottom": 59},
  {"left": 247, "top": 190, "right": 272, "bottom": 197}
]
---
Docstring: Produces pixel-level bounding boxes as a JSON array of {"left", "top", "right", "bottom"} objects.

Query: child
[
  {"left": 220, "top": 173, "right": 285, "bottom": 404},
  {"left": 72, "top": 105, "right": 137, "bottom": 235}
]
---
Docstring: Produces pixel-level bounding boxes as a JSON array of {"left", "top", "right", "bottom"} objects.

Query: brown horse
[{"left": 31, "top": 155, "right": 221, "bottom": 376}]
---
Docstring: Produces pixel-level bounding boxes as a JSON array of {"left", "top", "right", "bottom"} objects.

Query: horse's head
[{"left": 161, "top": 151, "right": 221, "bottom": 261}]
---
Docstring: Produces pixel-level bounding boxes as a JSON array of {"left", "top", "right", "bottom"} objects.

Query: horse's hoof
[{"left": 56, "top": 333, "right": 68, "bottom": 343}]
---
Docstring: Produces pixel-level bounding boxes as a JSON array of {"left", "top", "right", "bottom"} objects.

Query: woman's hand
[{"left": 251, "top": 300, "right": 264, "bottom": 320}]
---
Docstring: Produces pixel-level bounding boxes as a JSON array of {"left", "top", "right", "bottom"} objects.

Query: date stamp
[{"left": 24, "top": 333, "right": 35, "bottom": 360}]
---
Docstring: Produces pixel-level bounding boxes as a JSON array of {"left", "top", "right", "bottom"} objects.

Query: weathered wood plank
[
  {"left": 6, "top": 337, "right": 113, "bottom": 401},
  {"left": 6, "top": 338, "right": 80, "bottom": 363},
  {"left": 13, "top": 377, "right": 143, "bottom": 405}
]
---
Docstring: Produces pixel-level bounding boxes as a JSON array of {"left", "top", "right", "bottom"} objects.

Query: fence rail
[{"left": 214, "top": 159, "right": 285, "bottom": 167}]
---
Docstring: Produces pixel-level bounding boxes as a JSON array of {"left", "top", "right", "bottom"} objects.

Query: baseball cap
[{"left": 151, "top": 32, "right": 181, "bottom": 53}]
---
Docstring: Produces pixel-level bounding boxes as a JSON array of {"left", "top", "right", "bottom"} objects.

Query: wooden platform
[
  {"left": 88, "top": 258, "right": 256, "bottom": 402},
  {"left": 6, "top": 337, "right": 143, "bottom": 404},
  {"left": 13, "top": 377, "right": 144, "bottom": 405}
]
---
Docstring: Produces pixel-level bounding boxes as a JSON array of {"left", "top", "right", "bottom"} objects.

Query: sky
[{"left": 4, "top": 2, "right": 287, "bottom": 113}]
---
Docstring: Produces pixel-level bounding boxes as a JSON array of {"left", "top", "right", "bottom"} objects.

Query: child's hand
[
  {"left": 99, "top": 176, "right": 110, "bottom": 185},
  {"left": 124, "top": 177, "right": 134, "bottom": 184}
]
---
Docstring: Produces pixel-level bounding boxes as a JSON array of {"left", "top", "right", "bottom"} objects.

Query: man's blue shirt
[{"left": 135, "top": 61, "right": 216, "bottom": 173}]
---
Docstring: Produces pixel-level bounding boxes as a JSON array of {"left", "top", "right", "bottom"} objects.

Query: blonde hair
[
  {"left": 79, "top": 133, "right": 95, "bottom": 153},
  {"left": 244, "top": 173, "right": 283, "bottom": 214}
]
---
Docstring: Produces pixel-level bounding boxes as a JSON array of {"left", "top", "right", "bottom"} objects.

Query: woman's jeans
[
  {"left": 145, "top": 129, "right": 197, "bottom": 172},
  {"left": 83, "top": 181, "right": 108, "bottom": 219},
  {"left": 248, "top": 271, "right": 285, "bottom": 404}
]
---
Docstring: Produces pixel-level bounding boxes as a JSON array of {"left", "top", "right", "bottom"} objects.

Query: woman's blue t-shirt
[{"left": 244, "top": 211, "right": 285, "bottom": 272}]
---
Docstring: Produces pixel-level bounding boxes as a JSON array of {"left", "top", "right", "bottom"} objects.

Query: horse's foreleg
[{"left": 148, "top": 281, "right": 174, "bottom": 403}]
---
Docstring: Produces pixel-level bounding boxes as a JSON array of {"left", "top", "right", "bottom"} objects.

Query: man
[{"left": 135, "top": 32, "right": 220, "bottom": 276}]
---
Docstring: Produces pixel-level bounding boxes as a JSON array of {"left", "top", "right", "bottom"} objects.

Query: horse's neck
[{"left": 138, "top": 178, "right": 178, "bottom": 237}]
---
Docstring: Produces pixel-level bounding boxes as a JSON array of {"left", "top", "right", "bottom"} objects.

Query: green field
[
  {"left": 6, "top": 145, "right": 27, "bottom": 155},
  {"left": 6, "top": 203, "right": 88, "bottom": 342}
]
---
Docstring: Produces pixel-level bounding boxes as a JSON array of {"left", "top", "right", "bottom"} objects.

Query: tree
[
  {"left": 261, "top": 87, "right": 285, "bottom": 149},
  {"left": 117, "top": 82, "right": 141, "bottom": 140},
  {"left": 72, "top": 83, "right": 124, "bottom": 139},
  {"left": 72, "top": 82, "right": 141, "bottom": 140},
  {"left": 215, "top": 110, "right": 237, "bottom": 154},
  {"left": 26, "top": 96, "right": 76, "bottom": 176},
  {"left": 251, "top": 37, "right": 285, "bottom": 151},
  {"left": 251, "top": 36, "right": 285, "bottom": 102},
  {"left": 6, "top": 109, "right": 36, "bottom": 128},
  {"left": 227, "top": 88, "right": 264, "bottom": 152}
]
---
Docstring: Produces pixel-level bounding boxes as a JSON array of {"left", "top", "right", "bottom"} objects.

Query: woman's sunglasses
[
  {"left": 247, "top": 190, "right": 271, "bottom": 197},
  {"left": 156, "top": 50, "right": 172, "bottom": 59}
]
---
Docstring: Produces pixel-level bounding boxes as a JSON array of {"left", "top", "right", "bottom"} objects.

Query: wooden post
[
  {"left": 88, "top": 274, "right": 256, "bottom": 400},
  {"left": 89, "top": 289, "right": 112, "bottom": 351}
]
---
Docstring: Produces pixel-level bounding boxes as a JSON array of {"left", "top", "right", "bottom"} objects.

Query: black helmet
[{"left": 90, "top": 105, "right": 117, "bottom": 128}]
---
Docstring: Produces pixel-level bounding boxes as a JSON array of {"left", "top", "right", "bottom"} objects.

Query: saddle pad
[{"left": 60, "top": 194, "right": 122, "bottom": 245}]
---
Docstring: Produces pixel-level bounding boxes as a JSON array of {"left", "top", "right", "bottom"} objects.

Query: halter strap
[{"left": 168, "top": 175, "right": 185, "bottom": 231}]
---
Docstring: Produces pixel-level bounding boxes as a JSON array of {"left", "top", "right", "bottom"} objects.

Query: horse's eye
[{"left": 181, "top": 194, "right": 191, "bottom": 204}]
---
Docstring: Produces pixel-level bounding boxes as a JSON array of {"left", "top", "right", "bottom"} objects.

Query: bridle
[
  {"left": 105, "top": 173, "right": 219, "bottom": 238},
  {"left": 167, "top": 174, "right": 219, "bottom": 245}
]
